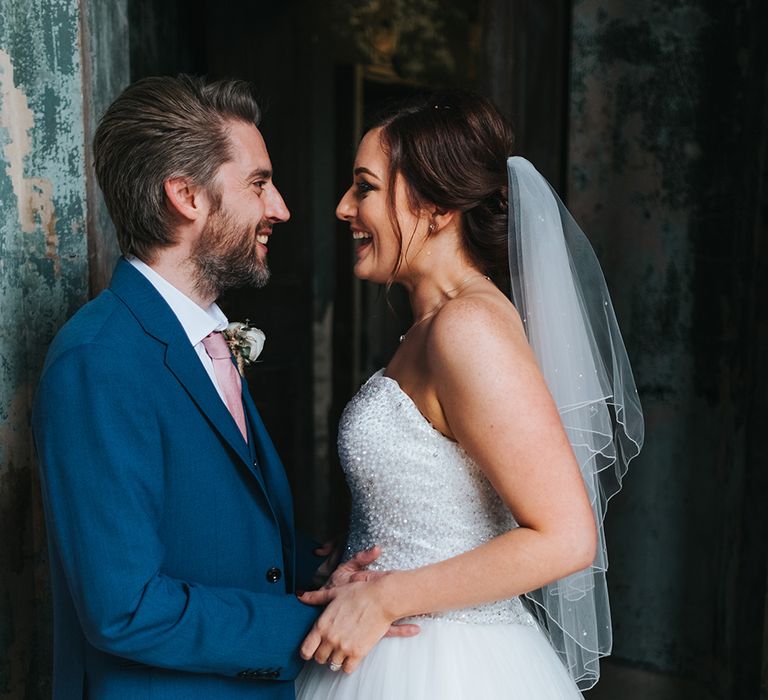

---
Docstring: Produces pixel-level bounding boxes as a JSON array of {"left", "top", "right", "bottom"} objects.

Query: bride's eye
[{"left": 355, "top": 180, "right": 375, "bottom": 197}]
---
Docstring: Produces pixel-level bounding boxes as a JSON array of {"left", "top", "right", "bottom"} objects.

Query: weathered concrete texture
[
  {"left": 569, "top": 0, "right": 767, "bottom": 694},
  {"left": 568, "top": 1, "right": 711, "bottom": 679},
  {"left": 0, "top": 0, "right": 88, "bottom": 696}
]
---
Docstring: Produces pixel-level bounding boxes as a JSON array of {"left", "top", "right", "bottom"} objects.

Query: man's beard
[{"left": 191, "top": 208, "right": 271, "bottom": 300}]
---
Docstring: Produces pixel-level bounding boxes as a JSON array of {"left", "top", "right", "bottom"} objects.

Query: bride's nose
[{"left": 336, "top": 187, "right": 356, "bottom": 221}]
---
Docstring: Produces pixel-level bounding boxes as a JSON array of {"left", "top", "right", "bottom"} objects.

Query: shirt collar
[{"left": 128, "top": 257, "right": 228, "bottom": 346}]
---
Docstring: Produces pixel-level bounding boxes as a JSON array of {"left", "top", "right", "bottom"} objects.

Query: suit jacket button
[{"left": 266, "top": 567, "right": 282, "bottom": 583}]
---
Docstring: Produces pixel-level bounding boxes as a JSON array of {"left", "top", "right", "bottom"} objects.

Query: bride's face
[{"left": 336, "top": 128, "right": 424, "bottom": 284}]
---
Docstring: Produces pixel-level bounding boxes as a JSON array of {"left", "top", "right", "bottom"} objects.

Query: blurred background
[{"left": 1, "top": 0, "right": 766, "bottom": 697}]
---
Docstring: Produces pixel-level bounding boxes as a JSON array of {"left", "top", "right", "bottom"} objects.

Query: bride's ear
[{"left": 427, "top": 207, "right": 459, "bottom": 235}]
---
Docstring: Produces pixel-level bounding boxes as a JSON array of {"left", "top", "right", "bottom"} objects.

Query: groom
[{"left": 32, "top": 75, "right": 368, "bottom": 699}]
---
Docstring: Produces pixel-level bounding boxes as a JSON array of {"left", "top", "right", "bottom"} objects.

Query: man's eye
[{"left": 252, "top": 181, "right": 266, "bottom": 192}]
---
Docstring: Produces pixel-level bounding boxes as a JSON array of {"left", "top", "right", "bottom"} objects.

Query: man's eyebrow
[
  {"left": 354, "top": 167, "right": 380, "bottom": 180},
  {"left": 247, "top": 168, "right": 272, "bottom": 181}
]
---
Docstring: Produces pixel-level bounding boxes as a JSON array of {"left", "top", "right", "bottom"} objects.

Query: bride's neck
[{"left": 403, "top": 264, "right": 486, "bottom": 321}]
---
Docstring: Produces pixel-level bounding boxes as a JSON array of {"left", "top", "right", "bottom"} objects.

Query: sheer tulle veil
[{"left": 506, "top": 157, "right": 644, "bottom": 690}]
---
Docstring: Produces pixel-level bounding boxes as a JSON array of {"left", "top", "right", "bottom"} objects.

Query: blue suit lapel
[
  {"left": 109, "top": 260, "right": 265, "bottom": 491},
  {"left": 163, "top": 346, "right": 255, "bottom": 472}
]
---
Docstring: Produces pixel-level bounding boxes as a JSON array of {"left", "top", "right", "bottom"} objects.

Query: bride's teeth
[
  {"left": 256, "top": 234, "right": 269, "bottom": 244},
  {"left": 352, "top": 231, "right": 372, "bottom": 240}
]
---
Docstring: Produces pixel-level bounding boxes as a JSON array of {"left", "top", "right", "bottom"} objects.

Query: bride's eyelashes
[{"left": 355, "top": 179, "right": 376, "bottom": 198}]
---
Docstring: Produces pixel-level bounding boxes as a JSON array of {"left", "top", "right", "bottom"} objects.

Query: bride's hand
[{"left": 298, "top": 580, "right": 419, "bottom": 673}]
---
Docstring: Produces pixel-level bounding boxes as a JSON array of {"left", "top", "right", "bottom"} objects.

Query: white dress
[{"left": 296, "top": 370, "right": 584, "bottom": 699}]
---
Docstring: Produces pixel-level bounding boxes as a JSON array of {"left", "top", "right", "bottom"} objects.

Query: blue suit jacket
[{"left": 32, "top": 260, "right": 321, "bottom": 699}]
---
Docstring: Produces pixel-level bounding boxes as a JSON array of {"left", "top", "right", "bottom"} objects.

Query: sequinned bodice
[{"left": 340, "top": 370, "right": 535, "bottom": 626}]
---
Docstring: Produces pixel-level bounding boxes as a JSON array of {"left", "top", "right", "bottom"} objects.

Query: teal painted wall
[
  {"left": 0, "top": 0, "right": 114, "bottom": 696},
  {"left": 0, "top": 2, "right": 128, "bottom": 694}
]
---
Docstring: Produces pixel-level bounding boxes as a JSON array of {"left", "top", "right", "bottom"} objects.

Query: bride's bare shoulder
[
  {"left": 424, "top": 288, "right": 551, "bottom": 430},
  {"left": 427, "top": 289, "right": 530, "bottom": 368}
]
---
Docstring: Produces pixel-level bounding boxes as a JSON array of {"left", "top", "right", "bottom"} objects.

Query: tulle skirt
[{"left": 295, "top": 618, "right": 584, "bottom": 699}]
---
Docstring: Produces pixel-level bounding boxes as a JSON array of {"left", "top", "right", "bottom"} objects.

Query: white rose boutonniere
[{"left": 223, "top": 320, "right": 265, "bottom": 376}]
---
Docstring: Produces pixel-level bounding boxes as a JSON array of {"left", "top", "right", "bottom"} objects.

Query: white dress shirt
[{"left": 128, "top": 257, "right": 230, "bottom": 405}]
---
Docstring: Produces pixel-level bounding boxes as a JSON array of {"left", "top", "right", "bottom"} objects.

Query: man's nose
[{"left": 265, "top": 185, "right": 290, "bottom": 223}]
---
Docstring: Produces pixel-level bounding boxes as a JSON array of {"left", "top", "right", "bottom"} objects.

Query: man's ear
[{"left": 164, "top": 177, "right": 208, "bottom": 221}]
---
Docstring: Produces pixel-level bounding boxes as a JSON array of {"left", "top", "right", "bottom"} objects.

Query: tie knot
[{"left": 202, "top": 332, "right": 231, "bottom": 360}]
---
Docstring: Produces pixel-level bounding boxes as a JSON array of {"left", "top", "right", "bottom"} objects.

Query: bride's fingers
[
  {"left": 299, "top": 627, "right": 322, "bottom": 660},
  {"left": 312, "top": 639, "right": 336, "bottom": 666},
  {"left": 342, "top": 655, "right": 362, "bottom": 674},
  {"left": 298, "top": 588, "right": 336, "bottom": 605},
  {"left": 384, "top": 622, "right": 420, "bottom": 638}
]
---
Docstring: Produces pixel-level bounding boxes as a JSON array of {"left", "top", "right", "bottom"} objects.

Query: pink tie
[{"left": 202, "top": 332, "right": 248, "bottom": 442}]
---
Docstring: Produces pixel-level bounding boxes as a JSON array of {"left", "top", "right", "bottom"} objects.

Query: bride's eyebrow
[{"left": 354, "top": 166, "right": 380, "bottom": 180}]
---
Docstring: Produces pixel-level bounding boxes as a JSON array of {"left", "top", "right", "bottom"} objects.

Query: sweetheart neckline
[{"left": 369, "top": 369, "right": 461, "bottom": 447}]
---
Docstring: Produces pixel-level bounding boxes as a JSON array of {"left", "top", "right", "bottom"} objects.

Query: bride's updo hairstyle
[{"left": 370, "top": 89, "right": 514, "bottom": 288}]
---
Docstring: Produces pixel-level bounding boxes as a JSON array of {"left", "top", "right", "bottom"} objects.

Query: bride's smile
[{"left": 337, "top": 128, "right": 429, "bottom": 285}]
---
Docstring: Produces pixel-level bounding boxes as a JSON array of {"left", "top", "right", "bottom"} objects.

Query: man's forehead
[{"left": 226, "top": 121, "right": 272, "bottom": 175}]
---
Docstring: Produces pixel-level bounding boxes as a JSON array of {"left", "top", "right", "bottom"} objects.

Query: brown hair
[
  {"left": 93, "top": 75, "right": 262, "bottom": 262},
  {"left": 370, "top": 90, "right": 514, "bottom": 288}
]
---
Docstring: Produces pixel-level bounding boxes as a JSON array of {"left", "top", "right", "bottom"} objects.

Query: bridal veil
[{"left": 507, "top": 157, "right": 644, "bottom": 690}]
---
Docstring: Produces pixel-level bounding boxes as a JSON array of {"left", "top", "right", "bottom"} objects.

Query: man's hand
[
  {"left": 320, "top": 545, "right": 383, "bottom": 590},
  {"left": 309, "top": 537, "right": 346, "bottom": 590},
  {"left": 310, "top": 543, "right": 386, "bottom": 590}
]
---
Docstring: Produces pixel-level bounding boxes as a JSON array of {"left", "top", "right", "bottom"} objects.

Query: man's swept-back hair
[{"left": 94, "top": 74, "right": 262, "bottom": 262}]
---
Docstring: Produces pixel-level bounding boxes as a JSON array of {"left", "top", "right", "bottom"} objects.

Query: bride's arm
[{"left": 299, "top": 297, "right": 597, "bottom": 672}]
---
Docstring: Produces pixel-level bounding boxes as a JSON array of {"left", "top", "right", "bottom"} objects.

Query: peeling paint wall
[
  {"left": 81, "top": 0, "right": 128, "bottom": 296},
  {"left": 0, "top": 0, "right": 88, "bottom": 696},
  {"left": 569, "top": 0, "right": 768, "bottom": 695},
  {"left": 1, "top": 1, "right": 765, "bottom": 696}
]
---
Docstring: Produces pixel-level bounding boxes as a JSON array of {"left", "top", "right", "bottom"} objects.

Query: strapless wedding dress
[{"left": 296, "top": 370, "right": 583, "bottom": 699}]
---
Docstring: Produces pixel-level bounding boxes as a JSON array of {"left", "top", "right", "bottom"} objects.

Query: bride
[{"left": 296, "top": 90, "right": 643, "bottom": 698}]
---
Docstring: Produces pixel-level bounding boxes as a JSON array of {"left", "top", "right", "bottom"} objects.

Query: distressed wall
[
  {"left": 0, "top": 0, "right": 89, "bottom": 696},
  {"left": 569, "top": 0, "right": 768, "bottom": 696},
  {"left": 2, "top": 1, "right": 766, "bottom": 697},
  {"left": 81, "top": 1, "right": 128, "bottom": 296}
]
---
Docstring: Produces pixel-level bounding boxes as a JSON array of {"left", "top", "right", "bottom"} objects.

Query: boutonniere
[{"left": 223, "top": 320, "right": 265, "bottom": 376}]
